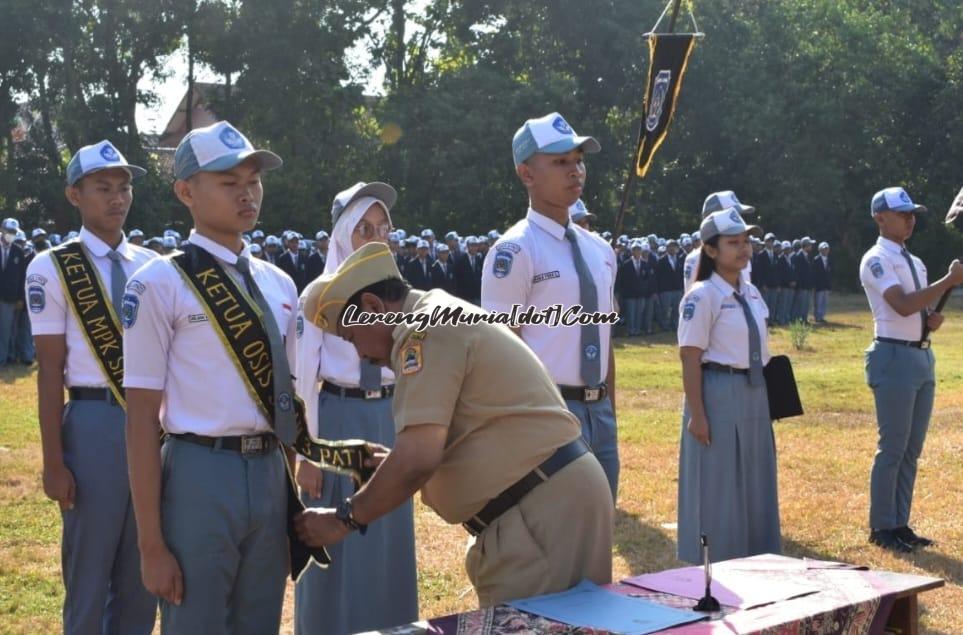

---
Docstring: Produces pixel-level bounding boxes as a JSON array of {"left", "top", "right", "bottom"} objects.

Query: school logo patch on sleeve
[
  {"left": 869, "top": 257, "right": 885, "bottom": 279},
  {"left": 682, "top": 301, "right": 696, "bottom": 321},
  {"left": 401, "top": 342, "right": 423, "bottom": 375},
  {"left": 492, "top": 251, "right": 514, "bottom": 279},
  {"left": 121, "top": 293, "right": 140, "bottom": 328},
  {"left": 296, "top": 315, "right": 304, "bottom": 339},
  {"left": 28, "top": 286, "right": 45, "bottom": 313}
]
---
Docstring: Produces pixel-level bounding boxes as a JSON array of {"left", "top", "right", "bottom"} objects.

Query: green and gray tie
[
  {"left": 733, "top": 291, "right": 764, "bottom": 386},
  {"left": 236, "top": 256, "right": 298, "bottom": 445},
  {"left": 106, "top": 250, "right": 126, "bottom": 315},
  {"left": 564, "top": 226, "right": 602, "bottom": 387}
]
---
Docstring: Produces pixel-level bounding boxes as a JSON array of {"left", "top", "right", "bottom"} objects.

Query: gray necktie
[
  {"left": 235, "top": 256, "right": 297, "bottom": 445},
  {"left": 564, "top": 226, "right": 602, "bottom": 387},
  {"left": 106, "top": 250, "right": 126, "bottom": 315},
  {"left": 359, "top": 359, "right": 381, "bottom": 392},
  {"left": 900, "top": 248, "right": 927, "bottom": 338},
  {"left": 733, "top": 291, "right": 764, "bottom": 386}
]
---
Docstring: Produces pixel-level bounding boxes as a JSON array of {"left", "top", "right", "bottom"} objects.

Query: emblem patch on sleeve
[
  {"left": 28, "top": 286, "right": 45, "bottom": 313},
  {"left": 401, "top": 342, "right": 423, "bottom": 375},
  {"left": 682, "top": 301, "right": 696, "bottom": 321},
  {"left": 492, "top": 251, "right": 514, "bottom": 279},
  {"left": 869, "top": 257, "right": 884, "bottom": 279},
  {"left": 296, "top": 315, "right": 304, "bottom": 339},
  {"left": 121, "top": 293, "right": 140, "bottom": 328}
]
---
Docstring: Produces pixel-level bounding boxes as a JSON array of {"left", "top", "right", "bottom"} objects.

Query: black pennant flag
[{"left": 635, "top": 34, "right": 697, "bottom": 178}]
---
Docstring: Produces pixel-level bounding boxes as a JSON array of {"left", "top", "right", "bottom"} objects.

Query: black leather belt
[
  {"left": 321, "top": 381, "right": 395, "bottom": 400},
  {"left": 558, "top": 383, "right": 607, "bottom": 402},
  {"left": 68, "top": 386, "right": 121, "bottom": 406},
  {"left": 462, "top": 438, "right": 590, "bottom": 537},
  {"left": 701, "top": 362, "right": 749, "bottom": 375},
  {"left": 875, "top": 337, "right": 931, "bottom": 350},
  {"left": 167, "top": 432, "right": 278, "bottom": 456}
]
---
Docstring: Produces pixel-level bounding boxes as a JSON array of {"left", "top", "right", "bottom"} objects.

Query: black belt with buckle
[
  {"left": 321, "top": 381, "right": 395, "bottom": 400},
  {"left": 68, "top": 386, "right": 122, "bottom": 407},
  {"left": 558, "top": 384, "right": 607, "bottom": 402},
  {"left": 701, "top": 362, "right": 749, "bottom": 375},
  {"left": 875, "top": 337, "right": 931, "bottom": 350},
  {"left": 462, "top": 438, "right": 590, "bottom": 537},
  {"left": 167, "top": 432, "right": 278, "bottom": 456}
]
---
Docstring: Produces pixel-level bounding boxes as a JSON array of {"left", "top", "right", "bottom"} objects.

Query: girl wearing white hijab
[{"left": 292, "top": 182, "right": 418, "bottom": 635}]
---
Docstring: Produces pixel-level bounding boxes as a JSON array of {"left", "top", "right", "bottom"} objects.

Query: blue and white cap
[
  {"left": 421, "top": 228, "right": 434, "bottom": 238},
  {"left": 871, "top": 187, "right": 926, "bottom": 216},
  {"left": 699, "top": 208, "right": 763, "bottom": 242},
  {"left": 66, "top": 140, "right": 147, "bottom": 186},
  {"left": 330, "top": 181, "right": 397, "bottom": 227},
  {"left": 445, "top": 231, "right": 459, "bottom": 241},
  {"left": 819, "top": 241, "right": 830, "bottom": 250},
  {"left": 487, "top": 230, "right": 501, "bottom": 240},
  {"left": 252, "top": 229, "right": 265, "bottom": 239},
  {"left": 437, "top": 243, "right": 450, "bottom": 253},
  {"left": 315, "top": 230, "right": 329, "bottom": 241},
  {"left": 173, "top": 121, "right": 282, "bottom": 181},
  {"left": 512, "top": 112, "right": 601, "bottom": 166},
  {"left": 416, "top": 239, "right": 429, "bottom": 249},
  {"left": 569, "top": 199, "right": 597, "bottom": 223},
  {"left": 701, "top": 190, "right": 755, "bottom": 218},
  {"left": 2, "top": 218, "right": 19, "bottom": 232},
  {"left": 31, "top": 227, "right": 47, "bottom": 238},
  {"left": 129, "top": 229, "right": 144, "bottom": 238},
  {"left": 162, "top": 236, "right": 177, "bottom": 249}
]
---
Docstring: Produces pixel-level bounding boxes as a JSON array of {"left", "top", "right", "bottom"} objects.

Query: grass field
[{"left": 1, "top": 293, "right": 962, "bottom": 634}]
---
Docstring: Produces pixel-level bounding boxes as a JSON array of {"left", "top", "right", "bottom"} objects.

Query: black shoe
[
  {"left": 895, "top": 526, "right": 934, "bottom": 548},
  {"left": 869, "top": 529, "right": 915, "bottom": 553}
]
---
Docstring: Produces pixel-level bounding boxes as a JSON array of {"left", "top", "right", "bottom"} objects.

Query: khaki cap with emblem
[{"left": 301, "top": 242, "right": 403, "bottom": 333}]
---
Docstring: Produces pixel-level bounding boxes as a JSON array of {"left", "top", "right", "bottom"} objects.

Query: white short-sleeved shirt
[
  {"left": 859, "top": 237, "right": 928, "bottom": 340},
  {"left": 123, "top": 231, "right": 299, "bottom": 436},
  {"left": 26, "top": 228, "right": 156, "bottom": 388},
  {"left": 683, "top": 246, "right": 752, "bottom": 293},
  {"left": 677, "top": 272, "right": 771, "bottom": 367},
  {"left": 481, "top": 208, "right": 616, "bottom": 387}
]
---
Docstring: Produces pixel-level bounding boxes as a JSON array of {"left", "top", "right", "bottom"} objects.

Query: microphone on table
[{"left": 694, "top": 534, "right": 721, "bottom": 612}]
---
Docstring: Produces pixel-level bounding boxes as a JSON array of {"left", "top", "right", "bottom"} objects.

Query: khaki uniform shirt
[{"left": 390, "top": 289, "right": 580, "bottom": 524}]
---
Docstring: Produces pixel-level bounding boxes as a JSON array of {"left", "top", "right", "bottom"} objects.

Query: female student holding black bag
[{"left": 676, "top": 208, "right": 781, "bottom": 564}]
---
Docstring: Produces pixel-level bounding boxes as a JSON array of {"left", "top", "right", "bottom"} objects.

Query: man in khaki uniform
[{"left": 293, "top": 242, "right": 613, "bottom": 607}]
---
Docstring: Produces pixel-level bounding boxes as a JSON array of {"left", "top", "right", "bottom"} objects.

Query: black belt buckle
[{"left": 240, "top": 435, "right": 266, "bottom": 455}]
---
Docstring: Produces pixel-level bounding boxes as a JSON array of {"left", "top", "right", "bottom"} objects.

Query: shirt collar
[
  {"left": 79, "top": 226, "right": 132, "bottom": 260},
  {"left": 526, "top": 207, "right": 568, "bottom": 241},
  {"left": 708, "top": 271, "right": 742, "bottom": 299},
  {"left": 877, "top": 236, "right": 905, "bottom": 255},
  {"left": 188, "top": 230, "right": 252, "bottom": 265}
]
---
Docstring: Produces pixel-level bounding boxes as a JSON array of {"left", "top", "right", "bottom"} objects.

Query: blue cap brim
[
  {"left": 874, "top": 204, "right": 927, "bottom": 215},
  {"left": 539, "top": 135, "right": 601, "bottom": 156},
  {"left": 202, "top": 149, "right": 283, "bottom": 175}
]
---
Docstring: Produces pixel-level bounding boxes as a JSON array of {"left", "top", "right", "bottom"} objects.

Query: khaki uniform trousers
[{"left": 465, "top": 453, "right": 614, "bottom": 607}]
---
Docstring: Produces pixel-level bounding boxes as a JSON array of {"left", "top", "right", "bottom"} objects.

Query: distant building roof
[{"left": 156, "top": 82, "right": 224, "bottom": 149}]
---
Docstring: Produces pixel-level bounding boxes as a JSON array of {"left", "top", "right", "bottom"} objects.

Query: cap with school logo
[
  {"left": 31, "top": 228, "right": 47, "bottom": 238},
  {"left": 302, "top": 242, "right": 402, "bottom": 334},
  {"left": 701, "top": 190, "right": 755, "bottom": 218},
  {"left": 315, "top": 230, "right": 328, "bottom": 241},
  {"left": 2, "top": 218, "right": 20, "bottom": 232},
  {"left": 65, "top": 140, "right": 147, "bottom": 186},
  {"left": 871, "top": 187, "right": 926, "bottom": 216},
  {"left": 512, "top": 112, "right": 601, "bottom": 166},
  {"left": 569, "top": 199, "right": 597, "bottom": 223},
  {"left": 330, "top": 181, "right": 397, "bottom": 227},
  {"left": 416, "top": 239, "right": 429, "bottom": 249},
  {"left": 699, "top": 208, "right": 763, "bottom": 242},
  {"left": 174, "top": 121, "right": 282, "bottom": 181},
  {"left": 129, "top": 229, "right": 143, "bottom": 238}
]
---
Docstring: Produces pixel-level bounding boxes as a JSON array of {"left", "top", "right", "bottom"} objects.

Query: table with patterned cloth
[{"left": 369, "top": 555, "right": 943, "bottom": 635}]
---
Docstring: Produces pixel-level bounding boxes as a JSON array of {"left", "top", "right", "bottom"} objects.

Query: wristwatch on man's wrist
[{"left": 335, "top": 497, "right": 367, "bottom": 535}]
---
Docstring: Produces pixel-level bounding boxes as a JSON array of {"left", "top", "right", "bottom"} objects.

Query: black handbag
[{"left": 764, "top": 355, "right": 804, "bottom": 420}]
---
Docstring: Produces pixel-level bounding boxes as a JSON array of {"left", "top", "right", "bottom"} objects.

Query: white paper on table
[{"left": 623, "top": 562, "right": 821, "bottom": 610}]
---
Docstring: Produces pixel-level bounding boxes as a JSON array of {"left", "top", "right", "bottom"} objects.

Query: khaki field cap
[{"left": 301, "top": 242, "right": 403, "bottom": 334}]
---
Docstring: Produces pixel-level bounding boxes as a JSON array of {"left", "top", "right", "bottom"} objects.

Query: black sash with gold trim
[
  {"left": 51, "top": 241, "right": 126, "bottom": 408},
  {"left": 170, "top": 245, "right": 375, "bottom": 485}
]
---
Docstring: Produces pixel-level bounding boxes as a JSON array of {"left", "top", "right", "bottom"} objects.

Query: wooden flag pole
[{"left": 611, "top": 0, "right": 684, "bottom": 243}]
